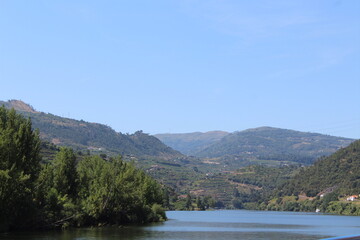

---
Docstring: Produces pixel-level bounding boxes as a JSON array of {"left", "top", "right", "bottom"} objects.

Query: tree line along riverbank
[{"left": 0, "top": 107, "right": 166, "bottom": 232}]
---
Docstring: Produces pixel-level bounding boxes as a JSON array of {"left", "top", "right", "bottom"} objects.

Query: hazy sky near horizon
[{"left": 1, "top": 0, "right": 359, "bottom": 138}]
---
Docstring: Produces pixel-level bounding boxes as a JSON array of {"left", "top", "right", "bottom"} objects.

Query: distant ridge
[
  {"left": 1, "top": 99, "right": 354, "bottom": 166},
  {"left": 195, "top": 126, "right": 354, "bottom": 165},
  {"left": 157, "top": 126, "right": 354, "bottom": 166},
  {"left": 155, "top": 131, "right": 229, "bottom": 155},
  {"left": 0, "top": 100, "right": 182, "bottom": 159}
]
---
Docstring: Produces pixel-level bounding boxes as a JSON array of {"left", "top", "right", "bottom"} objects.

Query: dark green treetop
[{"left": 0, "top": 106, "right": 41, "bottom": 231}]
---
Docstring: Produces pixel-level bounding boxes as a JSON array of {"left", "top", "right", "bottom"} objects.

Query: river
[{"left": 1, "top": 210, "right": 359, "bottom": 240}]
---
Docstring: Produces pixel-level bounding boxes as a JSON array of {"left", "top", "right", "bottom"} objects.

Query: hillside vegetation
[
  {"left": 247, "top": 140, "right": 360, "bottom": 215},
  {"left": 1, "top": 100, "right": 181, "bottom": 159},
  {"left": 280, "top": 139, "right": 360, "bottom": 197},
  {"left": 195, "top": 127, "right": 353, "bottom": 166},
  {"left": 2, "top": 100, "right": 358, "bottom": 213}
]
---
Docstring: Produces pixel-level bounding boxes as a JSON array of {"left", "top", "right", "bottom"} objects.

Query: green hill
[
  {"left": 250, "top": 140, "right": 360, "bottom": 215},
  {"left": 195, "top": 127, "right": 353, "bottom": 166},
  {"left": 154, "top": 131, "right": 229, "bottom": 155},
  {"left": 0, "top": 100, "right": 204, "bottom": 198},
  {"left": 281, "top": 139, "right": 360, "bottom": 197},
  {"left": 1, "top": 100, "right": 182, "bottom": 159}
]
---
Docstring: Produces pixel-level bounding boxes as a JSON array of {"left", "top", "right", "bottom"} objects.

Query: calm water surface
[{"left": 1, "top": 210, "right": 360, "bottom": 240}]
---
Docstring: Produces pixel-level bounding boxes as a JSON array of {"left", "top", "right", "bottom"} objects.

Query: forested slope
[
  {"left": 196, "top": 127, "right": 353, "bottom": 165},
  {"left": 281, "top": 139, "right": 360, "bottom": 197}
]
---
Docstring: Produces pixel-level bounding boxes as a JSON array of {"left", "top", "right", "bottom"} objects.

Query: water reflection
[
  {"left": 1, "top": 210, "right": 359, "bottom": 240},
  {"left": 0, "top": 227, "right": 328, "bottom": 240}
]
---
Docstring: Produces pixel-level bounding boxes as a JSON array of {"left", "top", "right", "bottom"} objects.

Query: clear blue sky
[{"left": 1, "top": 0, "right": 359, "bottom": 138}]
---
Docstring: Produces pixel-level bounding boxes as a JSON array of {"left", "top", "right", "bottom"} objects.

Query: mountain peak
[
  {"left": 1, "top": 100, "right": 38, "bottom": 113},
  {"left": 241, "top": 126, "right": 277, "bottom": 132}
]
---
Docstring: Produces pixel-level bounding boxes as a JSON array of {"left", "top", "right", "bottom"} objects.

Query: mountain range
[
  {"left": 156, "top": 127, "right": 353, "bottom": 166},
  {"left": 2, "top": 100, "right": 354, "bottom": 168},
  {"left": 1, "top": 99, "right": 358, "bottom": 210}
]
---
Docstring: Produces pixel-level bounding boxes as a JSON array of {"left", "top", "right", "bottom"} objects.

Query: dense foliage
[
  {"left": 247, "top": 140, "right": 360, "bottom": 216},
  {"left": 0, "top": 106, "right": 166, "bottom": 232},
  {"left": 280, "top": 139, "right": 360, "bottom": 197},
  {"left": 0, "top": 108, "right": 41, "bottom": 231},
  {"left": 36, "top": 151, "right": 166, "bottom": 228}
]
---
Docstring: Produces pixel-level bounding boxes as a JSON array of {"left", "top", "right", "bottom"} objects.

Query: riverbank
[{"left": 2, "top": 210, "right": 360, "bottom": 240}]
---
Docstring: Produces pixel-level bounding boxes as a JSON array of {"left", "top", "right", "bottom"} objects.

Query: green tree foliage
[
  {"left": 232, "top": 199, "right": 243, "bottom": 209},
  {"left": 35, "top": 153, "right": 167, "bottom": 228},
  {"left": 77, "top": 156, "right": 165, "bottom": 225},
  {"left": 34, "top": 148, "right": 79, "bottom": 227},
  {"left": 53, "top": 148, "right": 78, "bottom": 199},
  {"left": 326, "top": 201, "right": 360, "bottom": 215},
  {"left": 0, "top": 106, "right": 167, "bottom": 231},
  {"left": 35, "top": 154, "right": 166, "bottom": 228},
  {"left": 0, "top": 107, "right": 41, "bottom": 231},
  {"left": 185, "top": 193, "right": 192, "bottom": 210},
  {"left": 196, "top": 197, "right": 205, "bottom": 210},
  {"left": 162, "top": 188, "right": 171, "bottom": 209},
  {"left": 280, "top": 140, "right": 360, "bottom": 197}
]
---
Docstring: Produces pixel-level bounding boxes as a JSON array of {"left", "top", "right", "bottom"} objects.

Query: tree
[
  {"left": 53, "top": 147, "right": 78, "bottom": 200},
  {"left": 233, "top": 188, "right": 240, "bottom": 198},
  {"left": 77, "top": 155, "right": 165, "bottom": 224},
  {"left": 196, "top": 197, "right": 205, "bottom": 210},
  {"left": 232, "top": 199, "right": 243, "bottom": 209},
  {"left": 0, "top": 107, "right": 41, "bottom": 231},
  {"left": 185, "top": 193, "right": 192, "bottom": 210},
  {"left": 162, "top": 188, "right": 170, "bottom": 209},
  {"left": 1, "top": 105, "right": 168, "bottom": 231}
]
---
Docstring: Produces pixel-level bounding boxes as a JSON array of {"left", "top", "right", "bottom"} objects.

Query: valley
[{"left": 1, "top": 99, "right": 359, "bottom": 214}]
